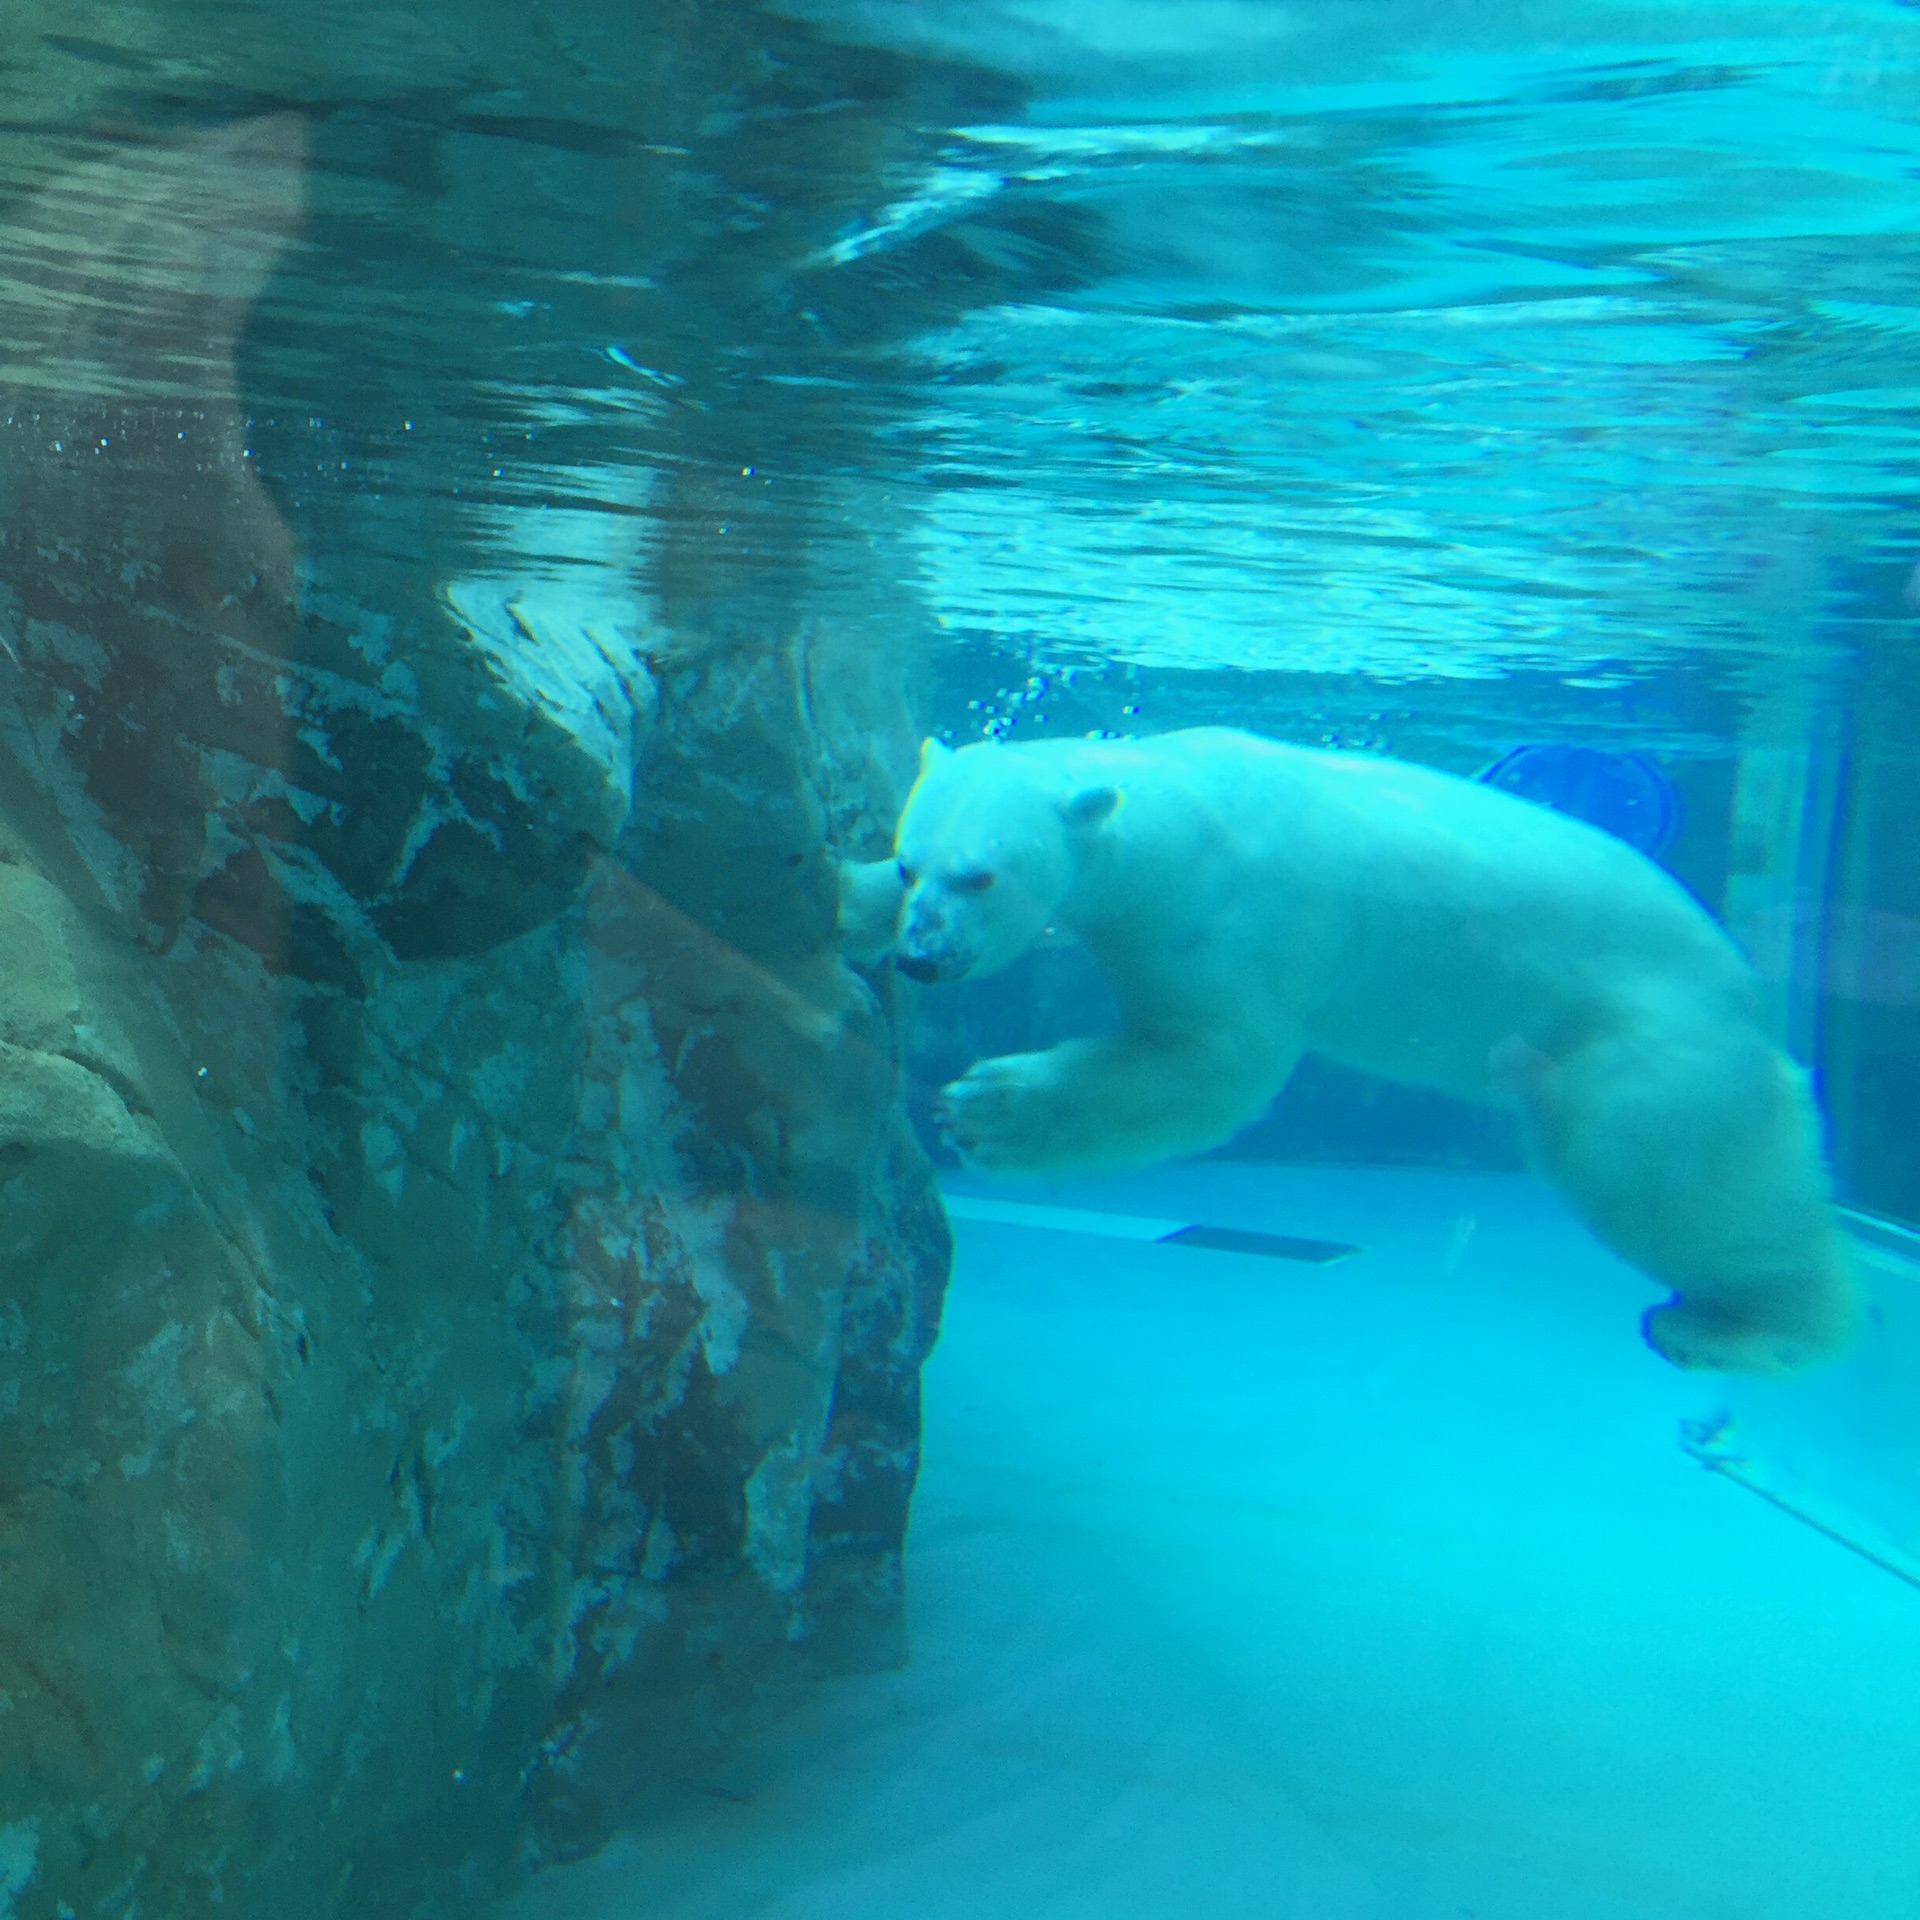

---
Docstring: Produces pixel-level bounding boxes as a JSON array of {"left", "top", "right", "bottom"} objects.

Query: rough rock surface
[{"left": 0, "top": 2, "right": 1039, "bottom": 1909}]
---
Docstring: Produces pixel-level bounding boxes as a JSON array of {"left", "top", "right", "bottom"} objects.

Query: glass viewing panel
[{"left": 0, "top": 5, "right": 1912, "bottom": 1919}]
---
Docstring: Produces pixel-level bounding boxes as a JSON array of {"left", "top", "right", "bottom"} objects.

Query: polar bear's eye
[
  {"left": 952, "top": 868, "right": 996, "bottom": 893},
  {"left": 897, "top": 859, "right": 918, "bottom": 885}
]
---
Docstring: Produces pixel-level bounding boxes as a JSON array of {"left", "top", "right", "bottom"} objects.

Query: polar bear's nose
[{"left": 896, "top": 953, "right": 943, "bottom": 983}]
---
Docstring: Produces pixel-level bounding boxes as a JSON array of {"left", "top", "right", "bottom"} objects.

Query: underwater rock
[{"left": 0, "top": 56, "right": 952, "bottom": 1920}]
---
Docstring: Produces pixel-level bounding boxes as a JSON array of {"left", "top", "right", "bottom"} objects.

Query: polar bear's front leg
[
  {"left": 836, "top": 856, "right": 907, "bottom": 965},
  {"left": 937, "top": 1032, "right": 1294, "bottom": 1177}
]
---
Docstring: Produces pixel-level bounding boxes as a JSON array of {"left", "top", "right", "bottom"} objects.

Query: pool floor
[{"left": 510, "top": 1163, "right": 1920, "bottom": 1920}]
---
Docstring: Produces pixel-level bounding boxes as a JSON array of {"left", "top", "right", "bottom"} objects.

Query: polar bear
[{"left": 876, "top": 728, "right": 1857, "bottom": 1376}]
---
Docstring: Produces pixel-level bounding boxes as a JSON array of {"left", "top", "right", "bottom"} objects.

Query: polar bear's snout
[{"left": 896, "top": 900, "right": 975, "bottom": 983}]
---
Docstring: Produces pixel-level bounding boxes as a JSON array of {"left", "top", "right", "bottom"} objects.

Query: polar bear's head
[{"left": 893, "top": 738, "right": 1117, "bottom": 983}]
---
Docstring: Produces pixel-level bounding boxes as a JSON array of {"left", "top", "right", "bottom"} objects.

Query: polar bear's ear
[
  {"left": 1061, "top": 784, "right": 1120, "bottom": 830},
  {"left": 918, "top": 737, "right": 953, "bottom": 774}
]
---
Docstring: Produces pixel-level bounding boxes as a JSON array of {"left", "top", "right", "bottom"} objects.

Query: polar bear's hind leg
[{"left": 1523, "top": 1008, "right": 1858, "bottom": 1375}]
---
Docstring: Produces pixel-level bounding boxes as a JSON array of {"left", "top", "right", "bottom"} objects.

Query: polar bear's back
[
  {"left": 1100, "top": 728, "right": 1753, "bottom": 1097},
  {"left": 1118, "top": 727, "right": 1707, "bottom": 935}
]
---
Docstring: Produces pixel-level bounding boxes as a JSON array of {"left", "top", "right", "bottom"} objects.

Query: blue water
[
  {"left": 485, "top": 5, "right": 1920, "bottom": 1913},
  {"left": 20, "top": 0, "right": 1913, "bottom": 1908},
  {"left": 515, "top": 1165, "right": 1920, "bottom": 1920}
]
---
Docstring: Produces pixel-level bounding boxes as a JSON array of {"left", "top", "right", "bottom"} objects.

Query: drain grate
[
  {"left": 1157, "top": 1223, "right": 1360, "bottom": 1264},
  {"left": 941, "top": 1193, "right": 1361, "bottom": 1264}
]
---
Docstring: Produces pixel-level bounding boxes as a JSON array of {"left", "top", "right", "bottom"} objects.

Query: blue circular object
[{"left": 1476, "top": 744, "right": 1681, "bottom": 856}]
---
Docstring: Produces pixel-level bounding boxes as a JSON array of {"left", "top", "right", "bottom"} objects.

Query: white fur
[{"left": 888, "top": 729, "right": 1858, "bottom": 1375}]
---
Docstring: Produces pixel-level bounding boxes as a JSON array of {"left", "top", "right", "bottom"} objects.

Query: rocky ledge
[{"left": 0, "top": 31, "right": 965, "bottom": 1911}]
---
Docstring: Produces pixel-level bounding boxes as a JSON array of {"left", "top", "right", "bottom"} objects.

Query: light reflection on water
[
  {"left": 889, "top": 37, "right": 1920, "bottom": 696},
  {"left": 2, "top": 7, "right": 1917, "bottom": 736}
]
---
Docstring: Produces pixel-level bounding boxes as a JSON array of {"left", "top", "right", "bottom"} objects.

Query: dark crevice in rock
[
  {"left": 375, "top": 813, "right": 602, "bottom": 961},
  {"left": 191, "top": 844, "right": 366, "bottom": 993}
]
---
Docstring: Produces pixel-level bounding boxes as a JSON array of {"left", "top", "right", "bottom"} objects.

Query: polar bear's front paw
[{"left": 936, "top": 1053, "right": 1065, "bottom": 1173}]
